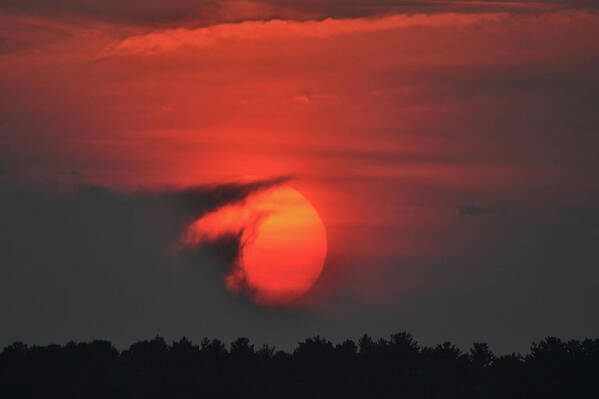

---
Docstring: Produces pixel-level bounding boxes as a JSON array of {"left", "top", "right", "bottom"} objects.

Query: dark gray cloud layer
[
  {"left": 1, "top": 0, "right": 596, "bottom": 26},
  {"left": 0, "top": 179, "right": 296, "bottom": 347},
  {"left": 458, "top": 205, "right": 495, "bottom": 216},
  {"left": 1, "top": 180, "right": 599, "bottom": 353}
]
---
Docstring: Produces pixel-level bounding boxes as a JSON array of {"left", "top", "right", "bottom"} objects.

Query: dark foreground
[{"left": 1, "top": 334, "right": 598, "bottom": 398}]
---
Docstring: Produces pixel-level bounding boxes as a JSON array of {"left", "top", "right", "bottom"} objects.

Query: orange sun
[{"left": 181, "top": 184, "right": 327, "bottom": 305}]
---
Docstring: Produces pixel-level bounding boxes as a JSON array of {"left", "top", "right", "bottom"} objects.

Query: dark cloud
[
  {"left": 0, "top": 178, "right": 292, "bottom": 346},
  {"left": 0, "top": 1, "right": 595, "bottom": 27},
  {"left": 558, "top": 206, "right": 599, "bottom": 222},
  {"left": 0, "top": 0, "right": 222, "bottom": 26},
  {"left": 1, "top": 180, "right": 599, "bottom": 353},
  {"left": 458, "top": 205, "right": 495, "bottom": 216},
  {"left": 255, "top": 0, "right": 596, "bottom": 19},
  {"left": 0, "top": 35, "right": 37, "bottom": 54},
  {"left": 315, "top": 204, "right": 599, "bottom": 352}
]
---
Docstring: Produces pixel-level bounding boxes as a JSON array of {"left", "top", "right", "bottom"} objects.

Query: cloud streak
[{"left": 104, "top": 12, "right": 511, "bottom": 55}]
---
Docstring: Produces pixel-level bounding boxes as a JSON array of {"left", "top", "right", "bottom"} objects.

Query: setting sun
[{"left": 181, "top": 185, "right": 327, "bottom": 305}]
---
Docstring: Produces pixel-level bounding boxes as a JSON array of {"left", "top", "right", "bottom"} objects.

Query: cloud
[
  {"left": 0, "top": 177, "right": 289, "bottom": 340},
  {"left": 458, "top": 205, "right": 496, "bottom": 216},
  {"left": 0, "top": 176, "right": 381, "bottom": 351},
  {"left": 158, "top": 175, "right": 291, "bottom": 227},
  {"left": 0, "top": 1, "right": 590, "bottom": 28},
  {"left": 101, "top": 12, "right": 537, "bottom": 55},
  {"left": 294, "top": 95, "right": 311, "bottom": 105}
]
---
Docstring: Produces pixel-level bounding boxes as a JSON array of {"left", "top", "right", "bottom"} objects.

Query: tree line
[{"left": 1, "top": 333, "right": 598, "bottom": 398}]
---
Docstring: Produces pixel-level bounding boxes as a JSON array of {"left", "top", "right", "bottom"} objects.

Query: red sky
[{"left": 1, "top": 1, "right": 599, "bottom": 350}]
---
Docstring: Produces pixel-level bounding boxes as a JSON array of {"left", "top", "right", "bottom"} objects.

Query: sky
[{"left": 1, "top": 0, "right": 599, "bottom": 353}]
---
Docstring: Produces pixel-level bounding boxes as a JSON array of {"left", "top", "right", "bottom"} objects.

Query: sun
[{"left": 181, "top": 184, "right": 327, "bottom": 305}]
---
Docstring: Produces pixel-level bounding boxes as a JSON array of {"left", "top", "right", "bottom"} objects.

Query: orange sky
[{"left": 2, "top": 2, "right": 599, "bottom": 312}]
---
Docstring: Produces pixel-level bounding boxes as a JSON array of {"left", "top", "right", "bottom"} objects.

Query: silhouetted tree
[
  {"left": 169, "top": 337, "right": 199, "bottom": 372},
  {"left": 230, "top": 337, "right": 254, "bottom": 361},
  {"left": 358, "top": 334, "right": 376, "bottom": 358},
  {"left": 469, "top": 342, "right": 495, "bottom": 368},
  {"left": 2, "top": 334, "right": 599, "bottom": 399},
  {"left": 335, "top": 339, "right": 358, "bottom": 359},
  {"left": 255, "top": 344, "right": 275, "bottom": 361},
  {"left": 294, "top": 335, "right": 334, "bottom": 360}
]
